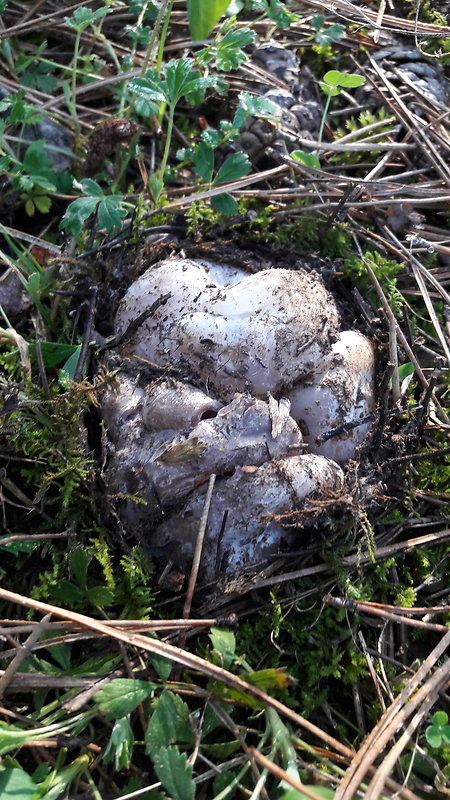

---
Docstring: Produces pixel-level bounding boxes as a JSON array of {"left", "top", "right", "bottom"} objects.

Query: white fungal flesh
[
  {"left": 286, "top": 330, "right": 376, "bottom": 463},
  {"left": 106, "top": 392, "right": 303, "bottom": 521},
  {"left": 106, "top": 256, "right": 376, "bottom": 577},
  {"left": 142, "top": 379, "right": 221, "bottom": 431},
  {"left": 115, "top": 260, "right": 341, "bottom": 398},
  {"left": 151, "top": 454, "right": 344, "bottom": 579}
]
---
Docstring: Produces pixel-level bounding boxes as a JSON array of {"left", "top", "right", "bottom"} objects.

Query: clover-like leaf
[{"left": 323, "top": 70, "right": 365, "bottom": 89}]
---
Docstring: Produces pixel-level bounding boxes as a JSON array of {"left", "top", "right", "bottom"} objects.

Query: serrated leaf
[
  {"left": 237, "top": 91, "right": 281, "bottom": 120},
  {"left": 71, "top": 546, "right": 89, "bottom": 588},
  {"left": 152, "top": 746, "right": 195, "bottom": 800},
  {"left": 291, "top": 150, "right": 320, "bottom": 169},
  {"left": 187, "top": 0, "right": 232, "bottom": 40},
  {"left": 209, "top": 627, "right": 235, "bottom": 668},
  {"left": 80, "top": 178, "right": 104, "bottom": 198},
  {"left": 129, "top": 74, "right": 168, "bottom": 105},
  {"left": 193, "top": 141, "right": 214, "bottom": 182},
  {"left": 95, "top": 679, "right": 154, "bottom": 720},
  {"left": 211, "top": 192, "right": 237, "bottom": 216},
  {"left": 103, "top": 716, "right": 134, "bottom": 770},
  {"left": 87, "top": 585, "right": 114, "bottom": 608},
  {"left": 0, "top": 767, "right": 37, "bottom": 798},
  {"left": 97, "top": 195, "right": 127, "bottom": 233},
  {"left": 59, "top": 196, "right": 99, "bottom": 235},
  {"left": 145, "top": 690, "right": 194, "bottom": 757},
  {"left": 311, "top": 15, "right": 324, "bottom": 31},
  {"left": 213, "top": 151, "right": 250, "bottom": 184},
  {"left": 215, "top": 28, "right": 255, "bottom": 70}
]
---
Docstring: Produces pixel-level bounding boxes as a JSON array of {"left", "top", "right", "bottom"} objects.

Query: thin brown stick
[
  {"left": 0, "top": 613, "right": 51, "bottom": 697},
  {"left": 180, "top": 474, "right": 216, "bottom": 646},
  {"left": 249, "top": 747, "right": 331, "bottom": 800}
]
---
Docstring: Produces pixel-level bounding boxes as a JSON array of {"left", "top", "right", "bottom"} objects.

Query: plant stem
[
  {"left": 157, "top": 103, "right": 175, "bottom": 193},
  {"left": 141, "top": 0, "right": 172, "bottom": 76},
  {"left": 71, "top": 30, "right": 82, "bottom": 132},
  {"left": 316, "top": 91, "right": 333, "bottom": 152}
]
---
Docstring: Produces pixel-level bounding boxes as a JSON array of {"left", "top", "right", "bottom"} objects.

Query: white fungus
[{"left": 104, "top": 256, "right": 376, "bottom": 578}]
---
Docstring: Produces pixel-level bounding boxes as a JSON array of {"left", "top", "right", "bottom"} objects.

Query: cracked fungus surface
[{"left": 103, "top": 257, "right": 375, "bottom": 580}]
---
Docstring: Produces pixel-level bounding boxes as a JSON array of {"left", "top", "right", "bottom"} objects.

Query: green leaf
[
  {"left": 237, "top": 91, "right": 281, "bottom": 121},
  {"left": 315, "top": 23, "right": 344, "bottom": 45},
  {"left": 60, "top": 345, "right": 81, "bottom": 381},
  {"left": 65, "top": 6, "right": 110, "bottom": 31},
  {"left": 70, "top": 546, "right": 89, "bottom": 588},
  {"left": 187, "top": 0, "right": 232, "bottom": 40},
  {"left": 323, "top": 70, "right": 365, "bottom": 89},
  {"left": 147, "top": 650, "right": 172, "bottom": 682},
  {"left": 425, "top": 725, "right": 442, "bottom": 748},
  {"left": 209, "top": 627, "right": 236, "bottom": 668},
  {"left": 291, "top": 150, "right": 320, "bottom": 169},
  {"left": 149, "top": 173, "right": 164, "bottom": 202},
  {"left": 397, "top": 362, "right": 414, "bottom": 381},
  {"left": 32, "top": 195, "right": 52, "bottom": 214},
  {"left": 279, "top": 788, "right": 334, "bottom": 800},
  {"left": 29, "top": 342, "right": 81, "bottom": 368},
  {"left": 152, "top": 746, "right": 195, "bottom": 800},
  {"left": 164, "top": 59, "right": 215, "bottom": 105},
  {"left": 0, "top": 767, "right": 37, "bottom": 798},
  {"left": 86, "top": 585, "right": 114, "bottom": 608},
  {"left": 319, "top": 83, "right": 340, "bottom": 97},
  {"left": 215, "top": 28, "right": 255, "bottom": 70},
  {"left": 245, "top": 668, "right": 295, "bottom": 691},
  {"left": 59, "top": 196, "right": 99, "bottom": 235},
  {"left": 52, "top": 580, "right": 85, "bottom": 605},
  {"left": 213, "top": 151, "right": 250, "bottom": 184},
  {"left": 211, "top": 192, "right": 237, "bottom": 216},
  {"left": 129, "top": 73, "right": 168, "bottom": 104},
  {"left": 311, "top": 15, "right": 324, "bottom": 30},
  {"left": 103, "top": 716, "right": 134, "bottom": 770},
  {"left": 145, "top": 690, "right": 194, "bottom": 758},
  {"left": 432, "top": 711, "right": 448, "bottom": 726},
  {"left": 95, "top": 679, "right": 155, "bottom": 720},
  {"left": 193, "top": 141, "right": 214, "bottom": 182},
  {"left": 97, "top": 194, "right": 127, "bottom": 233},
  {"left": 80, "top": 178, "right": 104, "bottom": 198}
]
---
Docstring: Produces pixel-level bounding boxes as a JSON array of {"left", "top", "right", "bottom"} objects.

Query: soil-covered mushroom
[
  {"left": 104, "top": 256, "right": 376, "bottom": 578},
  {"left": 150, "top": 454, "right": 344, "bottom": 580},
  {"left": 114, "top": 259, "right": 341, "bottom": 399}
]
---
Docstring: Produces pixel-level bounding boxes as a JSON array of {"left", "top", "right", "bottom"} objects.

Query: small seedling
[
  {"left": 292, "top": 69, "right": 365, "bottom": 169},
  {"left": 425, "top": 711, "right": 450, "bottom": 748}
]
